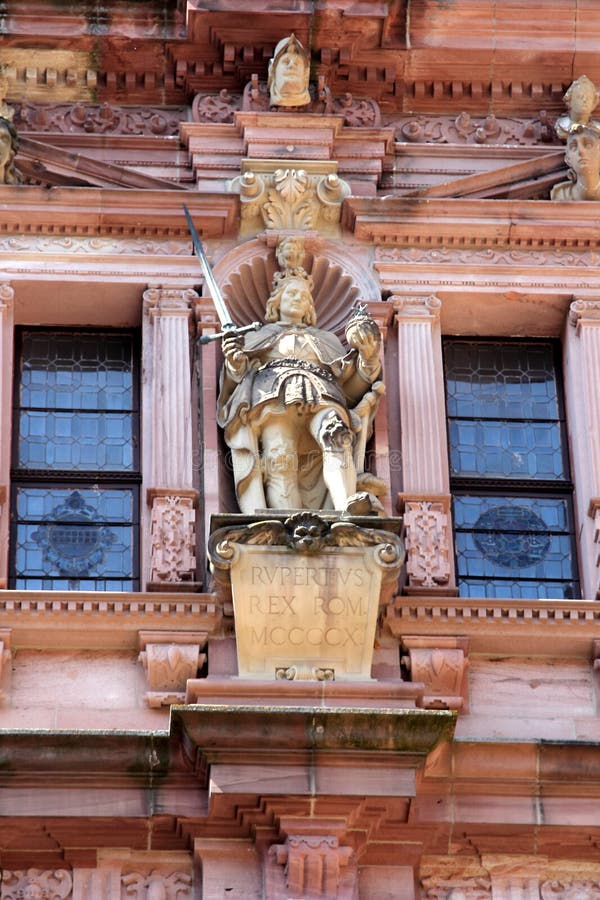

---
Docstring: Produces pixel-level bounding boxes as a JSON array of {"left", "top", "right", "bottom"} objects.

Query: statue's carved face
[
  {"left": 23, "top": 884, "right": 44, "bottom": 900},
  {"left": 278, "top": 279, "right": 313, "bottom": 323},
  {"left": 568, "top": 79, "right": 598, "bottom": 119},
  {"left": 566, "top": 130, "right": 600, "bottom": 177},
  {"left": 276, "top": 237, "right": 305, "bottom": 271},
  {"left": 268, "top": 35, "right": 310, "bottom": 106}
]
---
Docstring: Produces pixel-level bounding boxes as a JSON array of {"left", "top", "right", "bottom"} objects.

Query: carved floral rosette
[{"left": 208, "top": 514, "right": 404, "bottom": 681}]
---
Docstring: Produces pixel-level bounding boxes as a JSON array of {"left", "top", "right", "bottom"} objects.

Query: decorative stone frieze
[
  {"left": 0, "top": 868, "right": 73, "bottom": 899},
  {"left": 138, "top": 630, "right": 207, "bottom": 707},
  {"left": 421, "top": 876, "right": 491, "bottom": 899},
  {"left": 402, "top": 637, "right": 469, "bottom": 711},
  {"left": 235, "top": 161, "right": 350, "bottom": 234},
  {"left": 400, "top": 494, "right": 455, "bottom": 594},
  {"left": 14, "top": 101, "right": 184, "bottom": 135},
  {"left": 393, "top": 110, "right": 557, "bottom": 145},
  {"left": 266, "top": 835, "right": 357, "bottom": 900}
]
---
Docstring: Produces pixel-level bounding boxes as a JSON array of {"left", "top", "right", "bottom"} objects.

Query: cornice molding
[
  {"left": 345, "top": 198, "right": 600, "bottom": 251},
  {"left": 0, "top": 187, "right": 238, "bottom": 238}
]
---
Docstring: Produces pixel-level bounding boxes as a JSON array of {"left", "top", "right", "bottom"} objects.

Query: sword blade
[{"left": 183, "top": 204, "right": 235, "bottom": 328}]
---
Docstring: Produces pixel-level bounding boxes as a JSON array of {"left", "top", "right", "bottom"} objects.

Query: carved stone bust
[
  {"left": 268, "top": 34, "right": 311, "bottom": 108},
  {"left": 0, "top": 116, "right": 20, "bottom": 185},
  {"left": 555, "top": 74, "right": 600, "bottom": 141},
  {"left": 551, "top": 126, "right": 600, "bottom": 201}
]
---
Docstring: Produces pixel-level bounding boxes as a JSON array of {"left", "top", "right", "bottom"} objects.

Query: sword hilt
[{"left": 199, "top": 320, "right": 262, "bottom": 345}]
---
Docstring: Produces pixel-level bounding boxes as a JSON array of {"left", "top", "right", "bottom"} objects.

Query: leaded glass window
[
  {"left": 444, "top": 340, "right": 579, "bottom": 599},
  {"left": 10, "top": 330, "right": 140, "bottom": 591}
]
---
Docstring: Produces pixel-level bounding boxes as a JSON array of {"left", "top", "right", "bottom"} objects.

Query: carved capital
[
  {"left": 143, "top": 286, "right": 199, "bottom": 319},
  {"left": 139, "top": 630, "right": 207, "bottom": 708},
  {"left": 402, "top": 636, "right": 469, "bottom": 711},
  {"left": 149, "top": 493, "right": 197, "bottom": 588},
  {"left": 1, "top": 869, "right": 73, "bottom": 900},
  {"left": 235, "top": 160, "right": 351, "bottom": 234},
  {"left": 393, "top": 294, "right": 442, "bottom": 322},
  {"left": 569, "top": 297, "right": 600, "bottom": 329},
  {"left": 399, "top": 494, "right": 456, "bottom": 594},
  {"left": 267, "top": 835, "right": 356, "bottom": 900},
  {"left": 122, "top": 870, "right": 192, "bottom": 897},
  {"left": 0, "top": 281, "right": 14, "bottom": 310}
]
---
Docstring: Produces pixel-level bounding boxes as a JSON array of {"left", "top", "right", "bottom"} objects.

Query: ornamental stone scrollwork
[
  {"left": 401, "top": 496, "right": 453, "bottom": 591},
  {"left": 138, "top": 630, "right": 207, "bottom": 707},
  {"left": 540, "top": 881, "right": 600, "bottom": 899},
  {"left": 236, "top": 164, "right": 350, "bottom": 233},
  {"left": 149, "top": 493, "right": 196, "bottom": 585},
  {"left": 13, "top": 101, "right": 184, "bottom": 136},
  {"left": 0, "top": 869, "right": 73, "bottom": 900},
  {"left": 121, "top": 870, "right": 192, "bottom": 899},
  {"left": 402, "top": 637, "right": 469, "bottom": 710},
  {"left": 266, "top": 835, "right": 357, "bottom": 900},
  {"left": 394, "top": 110, "right": 557, "bottom": 146},
  {"left": 191, "top": 86, "right": 380, "bottom": 126}
]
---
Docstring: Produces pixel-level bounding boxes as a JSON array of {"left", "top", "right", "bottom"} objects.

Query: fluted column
[
  {"left": 0, "top": 283, "right": 14, "bottom": 588},
  {"left": 393, "top": 295, "right": 456, "bottom": 595},
  {"left": 566, "top": 298, "right": 600, "bottom": 598},
  {"left": 142, "top": 286, "right": 199, "bottom": 590}
]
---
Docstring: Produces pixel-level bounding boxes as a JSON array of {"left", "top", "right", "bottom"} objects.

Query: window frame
[{"left": 9, "top": 326, "right": 141, "bottom": 591}]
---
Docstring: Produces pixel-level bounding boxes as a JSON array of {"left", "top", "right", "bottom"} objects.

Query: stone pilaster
[
  {"left": 143, "top": 286, "right": 199, "bottom": 590},
  {"left": 394, "top": 296, "right": 456, "bottom": 594},
  {"left": 0, "top": 283, "right": 14, "bottom": 589},
  {"left": 567, "top": 299, "right": 600, "bottom": 598}
]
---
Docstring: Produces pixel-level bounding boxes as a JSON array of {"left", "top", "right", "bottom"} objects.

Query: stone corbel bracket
[
  {"left": 233, "top": 159, "right": 351, "bottom": 236},
  {"left": 208, "top": 512, "right": 404, "bottom": 682},
  {"left": 138, "top": 630, "right": 207, "bottom": 708},
  {"left": 0, "top": 627, "right": 12, "bottom": 704},
  {"left": 402, "top": 636, "right": 469, "bottom": 711},
  {"left": 208, "top": 513, "right": 404, "bottom": 607},
  {"left": 267, "top": 834, "right": 356, "bottom": 900}
]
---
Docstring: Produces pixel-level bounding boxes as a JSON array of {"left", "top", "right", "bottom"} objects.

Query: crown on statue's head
[{"left": 271, "top": 266, "right": 314, "bottom": 295}]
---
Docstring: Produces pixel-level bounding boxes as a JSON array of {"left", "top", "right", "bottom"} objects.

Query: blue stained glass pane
[
  {"left": 19, "top": 411, "right": 136, "bottom": 471},
  {"left": 445, "top": 341, "right": 559, "bottom": 420},
  {"left": 13, "top": 488, "right": 136, "bottom": 586},
  {"left": 453, "top": 495, "right": 578, "bottom": 599},
  {"left": 20, "top": 332, "right": 133, "bottom": 411}
]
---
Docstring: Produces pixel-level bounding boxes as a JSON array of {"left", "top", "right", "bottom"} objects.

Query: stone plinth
[{"left": 208, "top": 513, "right": 404, "bottom": 682}]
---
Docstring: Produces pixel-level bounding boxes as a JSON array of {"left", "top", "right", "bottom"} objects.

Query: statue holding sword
[{"left": 184, "top": 207, "right": 385, "bottom": 514}]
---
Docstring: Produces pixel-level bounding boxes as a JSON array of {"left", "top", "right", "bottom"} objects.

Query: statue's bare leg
[
  {"left": 310, "top": 409, "right": 356, "bottom": 510},
  {"left": 261, "top": 418, "right": 303, "bottom": 509}
]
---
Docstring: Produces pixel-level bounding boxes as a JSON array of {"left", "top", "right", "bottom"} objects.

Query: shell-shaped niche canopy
[{"left": 214, "top": 238, "right": 379, "bottom": 340}]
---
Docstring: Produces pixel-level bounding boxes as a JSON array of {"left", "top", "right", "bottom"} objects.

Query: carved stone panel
[
  {"left": 1, "top": 869, "right": 73, "bottom": 899},
  {"left": 266, "top": 835, "right": 357, "bottom": 900},
  {"left": 149, "top": 494, "right": 197, "bottom": 587}
]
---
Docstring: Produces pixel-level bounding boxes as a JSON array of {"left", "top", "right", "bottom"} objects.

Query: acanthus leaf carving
[{"left": 236, "top": 167, "right": 350, "bottom": 232}]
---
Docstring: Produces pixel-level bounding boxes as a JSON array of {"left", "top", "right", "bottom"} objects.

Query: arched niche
[{"left": 212, "top": 235, "right": 381, "bottom": 337}]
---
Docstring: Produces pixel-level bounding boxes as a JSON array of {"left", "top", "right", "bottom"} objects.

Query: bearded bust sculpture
[
  {"left": 217, "top": 239, "right": 385, "bottom": 514},
  {"left": 268, "top": 34, "right": 311, "bottom": 108}
]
